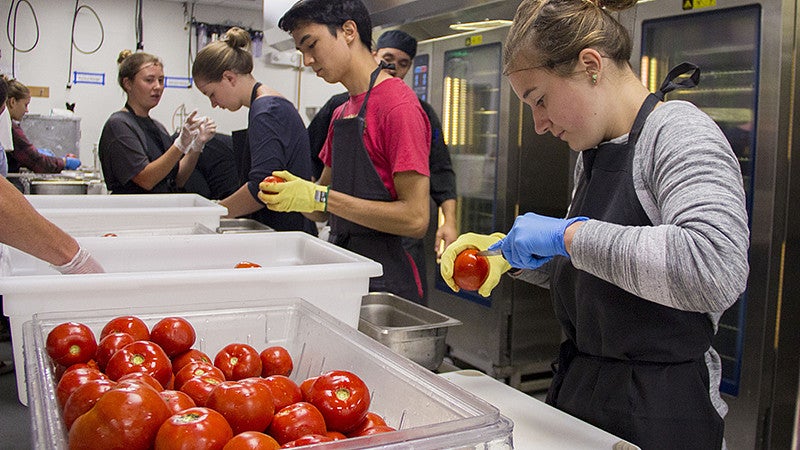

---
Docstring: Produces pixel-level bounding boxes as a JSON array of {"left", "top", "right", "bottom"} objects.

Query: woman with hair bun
[
  {"left": 99, "top": 50, "right": 216, "bottom": 194},
  {"left": 440, "top": 0, "right": 750, "bottom": 447},
  {"left": 192, "top": 27, "right": 317, "bottom": 235}
]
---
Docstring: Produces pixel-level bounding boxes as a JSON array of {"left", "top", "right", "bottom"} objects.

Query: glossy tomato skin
[
  {"left": 206, "top": 380, "right": 275, "bottom": 434},
  {"left": 117, "top": 371, "right": 164, "bottom": 392},
  {"left": 260, "top": 175, "right": 285, "bottom": 194},
  {"left": 62, "top": 378, "right": 116, "bottom": 430},
  {"left": 299, "top": 376, "right": 318, "bottom": 403},
  {"left": 258, "top": 375, "right": 302, "bottom": 411},
  {"left": 222, "top": 431, "right": 280, "bottom": 450},
  {"left": 95, "top": 332, "right": 135, "bottom": 372},
  {"left": 346, "top": 411, "right": 388, "bottom": 438},
  {"left": 160, "top": 389, "right": 197, "bottom": 415},
  {"left": 171, "top": 348, "right": 212, "bottom": 374},
  {"left": 259, "top": 346, "right": 293, "bottom": 377},
  {"left": 174, "top": 361, "right": 225, "bottom": 390},
  {"left": 150, "top": 317, "right": 196, "bottom": 358},
  {"left": 180, "top": 375, "right": 224, "bottom": 406},
  {"left": 280, "top": 434, "right": 335, "bottom": 447},
  {"left": 100, "top": 316, "right": 150, "bottom": 341},
  {"left": 267, "top": 402, "right": 327, "bottom": 445},
  {"left": 154, "top": 407, "right": 233, "bottom": 450},
  {"left": 105, "top": 340, "right": 172, "bottom": 388},
  {"left": 234, "top": 261, "right": 262, "bottom": 269},
  {"left": 309, "top": 370, "right": 371, "bottom": 433},
  {"left": 68, "top": 380, "right": 171, "bottom": 450},
  {"left": 46, "top": 322, "right": 98, "bottom": 367},
  {"left": 350, "top": 425, "right": 397, "bottom": 436},
  {"left": 214, "top": 343, "right": 262, "bottom": 381},
  {"left": 56, "top": 366, "right": 109, "bottom": 410},
  {"left": 452, "top": 248, "right": 490, "bottom": 291}
]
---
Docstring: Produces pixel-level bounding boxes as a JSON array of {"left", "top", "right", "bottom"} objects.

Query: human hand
[
  {"left": 189, "top": 116, "right": 217, "bottom": 153},
  {"left": 64, "top": 157, "right": 81, "bottom": 170},
  {"left": 490, "top": 212, "right": 588, "bottom": 270},
  {"left": 257, "top": 170, "right": 329, "bottom": 213},
  {"left": 435, "top": 220, "right": 458, "bottom": 261},
  {"left": 440, "top": 232, "right": 510, "bottom": 297},
  {"left": 173, "top": 110, "right": 200, "bottom": 154},
  {"left": 52, "top": 247, "right": 105, "bottom": 274}
]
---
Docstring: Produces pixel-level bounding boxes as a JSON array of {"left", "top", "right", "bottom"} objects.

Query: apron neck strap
[
  {"left": 357, "top": 61, "right": 392, "bottom": 119},
  {"left": 655, "top": 62, "right": 700, "bottom": 101},
  {"left": 250, "top": 81, "right": 263, "bottom": 105}
]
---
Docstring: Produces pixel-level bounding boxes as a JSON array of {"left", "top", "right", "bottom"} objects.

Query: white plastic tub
[
  {"left": 23, "top": 299, "right": 513, "bottom": 449},
  {"left": 1, "top": 232, "right": 382, "bottom": 404},
  {"left": 24, "top": 193, "right": 228, "bottom": 232}
]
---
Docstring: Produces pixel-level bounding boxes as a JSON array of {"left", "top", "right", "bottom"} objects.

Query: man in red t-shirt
[{"left": 260, "top": 0, "right": 430, "bottom": 303}]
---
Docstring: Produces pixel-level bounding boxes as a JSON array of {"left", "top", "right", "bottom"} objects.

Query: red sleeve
[
  {"left": 9, "top": 123, "right": 65, "bottom": 173},
  {"left": 319, "top": 103, "right": 347, "bottom": 167}
]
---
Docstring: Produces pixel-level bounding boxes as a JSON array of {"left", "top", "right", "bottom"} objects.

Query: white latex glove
[
  {"left": 173, "top": 110, "right": 200, "bottom": 154},
  {"left": 189, "top": 116, "right": 217, "bottom": 153},
  {"left": 52, "top": 247, "right": 105, "bottom": 274}
]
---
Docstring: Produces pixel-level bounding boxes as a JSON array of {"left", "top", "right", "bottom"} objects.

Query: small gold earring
[{"left": 591, "top": 73, "right": 598, "bottom": 84}]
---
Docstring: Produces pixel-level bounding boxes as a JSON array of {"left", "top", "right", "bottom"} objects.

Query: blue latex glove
[
  {"left": 489, "top": 212, "right": 589, "bottom": 270},
  {"left": 64, "top": 157, "right": 81, "bottom": 170},
  {"left": 37, "top": 148, "right": 55, "bottom": 157}
]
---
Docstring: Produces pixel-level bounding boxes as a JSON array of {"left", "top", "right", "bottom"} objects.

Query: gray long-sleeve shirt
[{"left": 516, "top": 100, "right": 750, "bottom": 321}]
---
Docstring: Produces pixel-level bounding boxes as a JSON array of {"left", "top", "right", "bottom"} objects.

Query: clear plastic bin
[
  {"left": 24, "top": 193, "right": 227, "bottom": 232},
  {"left": 1, "top": 232, "right": 382, "bottom": 404},
  {"left": 23, "top": 298, "right": 513, "bottom": 449}
]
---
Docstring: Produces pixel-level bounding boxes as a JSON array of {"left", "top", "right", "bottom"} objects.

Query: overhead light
[{"left": 449, "top": 19, "right": 512, "bottom": 32}]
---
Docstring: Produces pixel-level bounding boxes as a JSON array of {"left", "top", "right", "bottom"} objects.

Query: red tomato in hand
[
  {"left": 214, "top": 343, "right": 262, "bottom": 381},
  {"left": 46, "top": 322, "right": 98, "bottom": 367},
  {"left": 95, "top": 332, "right": 135, "bottom": 371},
  {"left": 175, "top": 361, "right": 225, "bottom": 390},
  {"left": 346, "top": 411, "right": 388, "bottom": 438},
  {"left": 105, "top": 340, "right": 172, "bottom": 388},
  {"left": 234, "top": 261, "right": 262, "bottom": 269},
  {"left": 267, "top": 402, "right": 327, "bottom": 445},
  {"left": 69, "top": 380, "right": 171, "bottom": 450},
  {"left": 308, "top": 370, "right": 371, "bottom": 433},
  {"left": 180, "top": 375, "right": 224, "bottom": 406},
  {"left": 171, "top": 348, "right": 212, "bottom": 374},
  {"left": 257, "top": 375, "right": 302, "bottom": 411},
  {"left": 259, "top": 346, "right": 293, "bottom": 377},
  {"left": 206, "top": 380, "right": 275, "bottom": 434},
  {"left": 62, "top": 378, "right": 115, "bottom": 430},
  {"left": 160, "top": 389, "right": 197, "bottom": 415},
  {"left": 223, "top": 431, "right": 280, "bottom": 450},
  {"left": 56, "top": 366, "right": 109, "bottom": 409},
  {"left": 150, "top": 317, "right": 196, "bottom": 358},
  {"left": 452, "top": 248, "right": 490, "bottom": 291},
  {"left": 154, "top": 407, "right": 233, "bottom": 450},
  {"left": 260, "top": 175, "right": 286, "bottom": 194},
  {"left": 100, "top": 316, "right": 150, "bottom": 341}
]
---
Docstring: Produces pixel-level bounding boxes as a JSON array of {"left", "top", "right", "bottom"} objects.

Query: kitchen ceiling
[{"left": 157, "top": 0, "right": 261, "bottom": 11}]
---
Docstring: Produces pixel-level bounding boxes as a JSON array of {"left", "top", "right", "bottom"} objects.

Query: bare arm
[
  {"left": 0, "top": 176, "right": 78, "bottom": 266},
  {"left": 221, "top": 184, "right": 266, "bottom": 218},
  {"left": 130, "top": 144, "right": 186, "bottom": 191},
  {"left": 435, "top": 198, "right": 458, "bottom": 259},
  {"left": 174, "top": 150, "right": 202, "bottom": 188}
]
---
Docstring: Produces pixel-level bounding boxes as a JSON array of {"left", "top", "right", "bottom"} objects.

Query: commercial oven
[
  {"left": 621, "top": 0, "right": 799, "bottom": 447},
  {"left": 415, "top": 26, "right": 572, "bottom": 391}
]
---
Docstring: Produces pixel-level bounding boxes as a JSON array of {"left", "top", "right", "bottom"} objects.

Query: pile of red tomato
[{"left": 46, "top": 315, "right": 395, "bottom": 450}]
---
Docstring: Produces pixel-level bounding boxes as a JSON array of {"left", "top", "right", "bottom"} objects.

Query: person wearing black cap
[{"left": 305, "top": 28, "right": 458, "bottom": 304}]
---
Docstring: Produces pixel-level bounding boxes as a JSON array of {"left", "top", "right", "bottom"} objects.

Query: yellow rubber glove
[
  {"left": 258, "top": 170, "right": 329, "bottom": 213},
  {"left": 440, "top": 232, "right": 511, "bottom": 297}
]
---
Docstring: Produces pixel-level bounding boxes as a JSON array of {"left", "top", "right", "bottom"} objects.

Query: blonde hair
[
  {"left": 116, "top": 50, "right": 163, "bottom": 91},
  {"left": 503, "top": 0, "right": 637, "bottom": 76},
  {"left": 192, "top": 27, "right": 254, "bottom": 84},
  {"left": 6, "top": 78, "right": 29, "bottom": 101}
]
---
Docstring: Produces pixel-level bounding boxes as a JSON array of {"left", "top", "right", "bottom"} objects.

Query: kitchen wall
[{"left": 0, "top": 0, "right": 345, "bottom": 165}]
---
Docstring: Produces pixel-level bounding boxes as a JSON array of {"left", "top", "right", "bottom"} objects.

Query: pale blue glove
[
  {"left": 489, "top": 212, "right": 588, "bottom": 270},
  {"left": 64, "top": 157, "right": 81, "bottom": 170},
  {"left": 37, "top": 148, "right": 55, "bottom": 157}
]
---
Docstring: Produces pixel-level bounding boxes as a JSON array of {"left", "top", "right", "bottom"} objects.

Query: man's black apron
[
  {"left": 548, "top": 63, "right": 724, "bottom": 448},
  {"left": 328, "top": 63, "right": 423, "bottom": 303}
]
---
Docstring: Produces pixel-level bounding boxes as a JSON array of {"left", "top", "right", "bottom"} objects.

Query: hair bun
[
  {"left": 223, "top": 27, "right": 251, "bottom": 50},
  {"left": 117, "top": 49, "right": 134, "bottom": 65}
]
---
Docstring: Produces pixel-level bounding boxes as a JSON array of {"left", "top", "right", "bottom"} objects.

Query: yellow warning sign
[
  {"left": 682, "top": 0, "right": 716, "bottom": 10},
  {"left": 465, "top": 35, "right": 483, "bottom": 47}
]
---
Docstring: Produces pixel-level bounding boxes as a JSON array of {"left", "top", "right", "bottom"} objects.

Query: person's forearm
[
  {"left": 0, "top": 177, "right": 78, "bottom": 265},
  {"left": 131, "top": 145, "right": 184, "bottom": 190},
  {"left": 326, "top": 190, "right": 429, "bottom": 238},
  {"left": 221, "top": 185, "right": 266, "bottom": 218},
  {"left": 175, "top": 151, "right": 201, "bottom": 188}
]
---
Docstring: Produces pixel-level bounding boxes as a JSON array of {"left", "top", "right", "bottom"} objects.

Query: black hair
[
  {"left": 0, "top": 76, "right": 8, "bottom": 105},
  {"left": 278, "top": 0, "right": 373, "bottom": 51}
]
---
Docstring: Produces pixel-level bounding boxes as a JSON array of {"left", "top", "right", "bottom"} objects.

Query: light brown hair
[
  {"left": 192, "top": 27, "right": 254, "bottom": 84},
  {"left": 6, "top": 78, "right": 29, "bottom": 101},
  {"left": 503, "top": 0, "right": 638, "bottom": 76},
  {"left": 116, "top": 50, "right": 163, "bottom": 91}
]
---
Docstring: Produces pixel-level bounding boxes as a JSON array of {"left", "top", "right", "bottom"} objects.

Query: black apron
[
  {"left": 547, "top": 63, "right": 724, "bottom": 449},
  {"left": 122, "top": 103, "right": 176, "bottom": 193},
  {"left": 328, "top": 63, "right": 423, "bottom": 303}
]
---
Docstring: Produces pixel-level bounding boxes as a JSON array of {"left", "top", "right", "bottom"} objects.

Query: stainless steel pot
[{"left": 29, "top": 180, "right": 89, "bottom": 195}]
